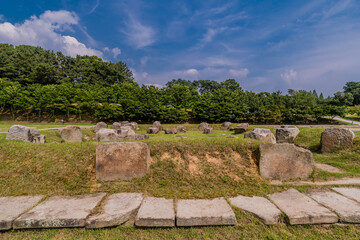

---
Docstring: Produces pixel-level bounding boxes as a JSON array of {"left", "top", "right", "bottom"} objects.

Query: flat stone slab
[
  {"left": 307, "top": 190, "right": 360, "bottom": 223},
  {"left": 229, "top": 195, "right": 281, "bottom": 225},
  {"left": 333, "top": 187, "right": 360, "bottom": 203},
  {"left": 176, "top": 198, "right": 237, "bottom": 226},
  {"left": 86, "top": 193, "right": 143, "bottom": 228},
  {"left": 13, "top": 193, "right": 105, "bottom": 229},
  {"left": 0, "top": 195, "right": 43, "bottom": 230},
  {"left": 268, "top": 189, "right": 338, "bottom": 225},
  {"left": 271, "top": 178, "right": 360, "bottom": 186},
  {"left": 315, "top": 163, "right": 343, "bottom": 173},
  {"left": 135, "top": 197, "right": 175, "bottom": 227}
]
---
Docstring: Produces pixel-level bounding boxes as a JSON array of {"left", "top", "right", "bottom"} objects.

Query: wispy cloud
[{"left": 121, "top": 14, "right": 155, "bottom": 48}]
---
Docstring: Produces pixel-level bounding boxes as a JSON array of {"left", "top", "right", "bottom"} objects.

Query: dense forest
[{"left": 0, "top": 43, "right": 358, "bottom": 123}]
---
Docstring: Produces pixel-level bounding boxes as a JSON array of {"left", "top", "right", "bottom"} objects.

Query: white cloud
[
  {"left": 140, "top": 56, "right": 149, "bottom": 66},
  {"left": 111, "top": 47, "right": 121, "bottom": 58},
  {"left": 229, "top": 68, "right": 249, "bottom": 78},
  {"left": 184, "top": 68, "right": 199, "bottom": 76},
  {"left": 103, "top": 47, "right": 110, "bottom": 51},
  {"left": 0, "top": 10, "right": 102, "bottom": 58},
  {"left": 122, "top": 15, "right": 155, "bottom": 48},
  {"left": 280, "top": 69, "right": 297, "bottom": 84}
]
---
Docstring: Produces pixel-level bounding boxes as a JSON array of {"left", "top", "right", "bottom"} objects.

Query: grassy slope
[{"left": 1, "top": 123, "right": 360, "bottom": 239}]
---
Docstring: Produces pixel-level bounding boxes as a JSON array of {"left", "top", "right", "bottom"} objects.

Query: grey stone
[
  {"left": 118, "top": 126, "right": 135, "bottom": 137},
  {"left": 58, "top": 125, "right": 82, "bottom": 142},
  {"left": 147, "top": 127, "right": 159, "bottom": 134},
  {"left": 244, "top": 128, "right": 276, "bottom": 143},
  {"left": 229, "top": 195, "right": 281, "bottom": 225},
  {"left": 199, "top": 122, "right": 209, "bottom": 131},
  {"left": 133, "top": 134, "right": 149, "bottom": 140},
  {"left": 0, "top": 195, "right": 43, "bottom": 230},
  {"left": 112, "top": 122, "right": 122, "bottom": 130},
  {"left": 316, "top": 163, "right": 343, "bottom": 173},
  {"left": 135, "top": 197, "right": 175, "bottom": 227},
  {"left": 32, "top": 134, "right": 46, "bottom": 143},
  {"left": 259, "top": 143, "right": 315, "bottom": 180},
  {"left": 203, "top": 128, "right": 213, "bottom": 134},
  {"left": 268, "top": 188, "right": 338, "bottom": 225},
  {"left": 96, "top": 142, "right": 150, "bottom": 181},
  {"left": 271, "top": 178, "right": 360, "bottom": 186},
  {"left": 307, "top": 190, "right": 360, "bottom": 223},
  {"left": 164, "top": 128, "right": 177, "bottom": 134},
  {"left": 6, "top": 125, "right": 45, "bottom": 143},
  {"left": 332, "top": 187, "right": 360, "bottom": 203},
  {"left": 221, "top": 122, "right": 232, "bottom": 130},
  {"left": 321, "top": 127, "right": 355, "bottom": 153},
  {"left": 86, "top": 193, "right": 143, "bottom": 229},
  {"left": 177, "top": 126, "right": 186, "bottom": 133},
  {"left": 13, "top": 193, "right": 105, "bottom": 229},
  {"left": 176, "top": 198, "right": 236, "bottom": 226},
  {"left": 276, "top": 125, "right": 300, "bottom": 143},
  {"left": 152, "top": 121, "right": 162, "bottom": 131},
  {"left": 234, "top": 123, "right": 249, "bottom": 134},
  {"left": 94, "top": 122, "right": 108, "bottom": 133},
  {"left": 95, "top": 129, "right": 119, "bottom": 142}
]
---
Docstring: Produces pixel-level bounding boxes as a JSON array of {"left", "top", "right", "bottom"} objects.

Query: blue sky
[{"left": 0, "top": 0, "right": 360, "bottom": 95}]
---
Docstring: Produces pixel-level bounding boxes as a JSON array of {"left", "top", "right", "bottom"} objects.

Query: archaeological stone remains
[
  {"left": 276, "top": 125, "right": 300, "bottom": 143},
  {"left": 177, "top": 126, "right": 186, "bottom": 133},
  {"left": 321, "top": 127, "right": 355, "bottom": 153},
  {"left": 203, "top": 128, "right": 213, "bottom": 134},
  {"left": 244, "top": 128, "right": 276, "bottom": 143},
  {"left": 94, "top": 122, "right": 108, "bottom": 133},
  {"left": 221, "top": 122, "right": 232, "bottom": 130},
  {"left": 6, "top": 125, "right": 45, "bottom": 143},
  {"left": 58, "top": 125, "right": 82, "bottom": 142},
  {"left": 234, "top": 123, "right": 249, "bottom": 134},
  {"left": 199, "top": 122, "right": 210, "bottom": 131}
]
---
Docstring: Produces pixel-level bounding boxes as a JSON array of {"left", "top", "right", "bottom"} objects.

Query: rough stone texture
[
  {"left": 176, "top": 198, "right": 236, "bottom": 226},
  {"left": 203, "top": 128, "right": 213, "bottom": 134},
  {"left": 86, "top": 193, "right": 143, "bottom": 229},
  {"left": 321, "top": 127, "right": 355, "bottom": 153},
  {"left": 244, "top": 128, "right": 276, "bottom": 143},
  {"left": 94, "top": 122, "right": 108, "bottom": 133},
  {"left": 13, "top": 193, "right": 105, "bottom": 229},
  {"left": 268, "top": 188, "right": 338, "bottom": 225},
  {"left": 307, "top": 190, "right": 360, "bottom": 223},
  {"left": 121, "top": 122, "right": 139, "bottom": 130},
  {"left": 333, "top": 187, "right": 360, "bottom": 203},
  {"left": 234, "top": 123, "right": 249, "bottom": 134},
  {"left": 199, "top": 122, "right": 210, "bottom": 131},
  {"left": 95, "top": 129, "right": 120, "bottom": 142},
  {"left": 96, "top": 142, "right": 150, "bottom": 181},
  {"left": 58, "top": 126, "right": 82, "bottom": 142},
  {"left": 221, "top": 122, "right": 232, "bottom": 130},
  {"left": 133, "top": 134, "right": 149, "bottom": 140},
  {"left": 112, "top": 122, "right": 122, "bottom": 130},
  {"left": 228, "top": 195, "right": 281, "bottom": 225},
  {"left": 118, "top": 126, "right": 135, "bottom": 137},
  {"left": 276, "top": 125, "right": 300, "bottom": 143},
  {"left": 177, "top": 126, "right": 186, "bottom": 133},
  {"left": 152, "top": 121, "right": 162, "bottom": 131},
  {"left": 316, "top": 163, "right": 343, "bottom": 173},
  {"left": 0, "top": 195, "right": 43, "bottom": 230},
  {"left": 135, "top": 197, "right": 175, "bottom": 227},
  {"left": 6, "top": 125, "right": 45, "bottom": 143},
  {"left": 259, "top": 143, "right": 315, "bottom": 180},
  {"left": 271, "top": 178, "right": 360, "bottom": 186},
  {"left": 147, "top": 127, "right": 159, "bottom": 134},
  {"left": 164, "top": 128, "right": 177, "bottom": 134}
]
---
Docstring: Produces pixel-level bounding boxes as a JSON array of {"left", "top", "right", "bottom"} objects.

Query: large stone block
[
  {"left": 259, "top": 143, "right": 315, "bottom": 180},
  {"left": 6, "top": 125, "right": 45, "bottom": 143},
  {"left": 234, "top": 123, "right": 249, "bottom": 134},
  {"left": 332, "top": 187, "right": 360, "bottom": 203},
  {"left": 152, "top": 121, "right": 162, "bottom": 131},
  {"left": 321, "top": 127, "right": 355, "bottom": 153},
  {"left": 96, "top": 142, "right": 150, "bottom": 181},
  {"left": 203, "top": 128, "right": 213, "bottom": 134},
  {"left": 147, "top": 127, "right": 159, "bottom": 134},
  {"left": 199, "top": 122, "right": 209, "bottom": 131},
  {"left": 276, "top": 125, "right": 300, "bottom": 143},
  {"left": 58, "top": 125, "right": 82, "bottom": 142},
  {"left": 244, "top": 128, "right": 276, "bottom": 143},
  {"left": 94, "top": 122, "right": 108, "bottom": 133},
  {"left": 177, "top": 126, "right": 186, "bottom": 133},
  {"left": 95, "top": 129, "right": 120, "bottom": 142},
  {"left": 221, "top": 122, "right": 232, "bottom": 130}
]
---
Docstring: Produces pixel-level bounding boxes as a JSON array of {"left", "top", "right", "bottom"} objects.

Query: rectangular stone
[
  {"left": 332, "top": 187, "right": 360, "bottom": 203},
  {"left": 0, "top": 195, "right": 43, "bottom": 230},
  {"left": 176, "top": 198, "right": 237, "bottom": 226},
  {"left": 307, "top": 190, "right": 360, "bottom": 223},
  {"left": 135, "top": 197, "right": 175, "bottom": 227},
  {"left": 268, "top": 188, "right": 338, "bottom": 225},
  {"left": 229, "top": 195, "right": 281, "bottom": 225},
  {"left": 86, "top": 193, "right": 143, "bottom": 229},
  {"left": 13, "top": 193, "right": 105, "bottom": 229}
]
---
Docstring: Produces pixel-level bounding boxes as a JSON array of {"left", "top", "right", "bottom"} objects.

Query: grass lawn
[{"left": 1, "top": 122, "right": 360, "bottom": 239}]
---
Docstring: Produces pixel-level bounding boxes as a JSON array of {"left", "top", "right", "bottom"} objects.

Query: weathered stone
[
  {"left": 152, "top": 121, "right": 162, "bottom": 131},
  {"left": 229, "top": 195, "right": 281, "bottom": 225},
  {"left": 276, "top": 125, "right": 300, "bottom": 143},
  {"left": 316, "top": 163, "right": 343, "bottom": 173},
  {"left": 244, "top": 128, "right": 276, "bottom": 143},
  {"left": 86, "top": 193, "right": 143, "bottom": 229},
  {"left": 307, "top": 190, "right": 360, "bottom": 223},
  {"left": 112, "top": 122, "right": 122, "bottom": 130},
  {"left": 58, "top": 125, "right": 82, "bottom": 142},
  {"left": 6, "top": 125, "right": 45, "bottom": 143},
  {"left": 96, "top": 142, "right": 150, "bottom": 181},
  {"left": 177, "top": 126, "right": 186, "bottom": 133},
  {"left": 176, "top": 198, "right": 236, "bottom": 226},
  {"left": 333, "top": 187, "right": 360, "bottom": 203},
  {"left": 234, "top": 123, "right": 249, "bottom": 134},
  {"left": 0, "top": 195, "right": 43, "bottom": 230},
  {"left": 259, "top": 143, "right": 315, "bottom": 180},
  {"left": 147, "top": 127, "right": 159, "bottom": 134},
  {"left": 199, "top": 122, "right": 209, "bottom": 131},
  {"left": 272, "top": 178, "right": 360, "bottom": 186},
  {"left": 321, "top": 127, "right": 355, "bottom": 153},
  {"left": 95, "top": 129, "right": 119, "bottom": 142},
  {"left": 130, "top": 122, "right": 139, "bottom": 130},
  {"left": 133, "top": 134, "right": 149, "bottom": 140},
  {"left": 203, "top": 128, "right": 213, "bottom": 134},
  {"left": 268, "top": 188, "right": 338, "bottom": 225},
  {"left": 135, "top": 197, "right": 175, "bottom": 227},
  {"left": 164, "top": 128, "right": 177, "bottom": 134},
  {"left": 118, "top": 126, "right": 135, "bottom": 137},
  {"left": 94, "top": 122, "right": 108, "bottom": 133},
  {"left": 221, "top": 122, "right": 232, "bottom": 130},
  {"left": 13, "top": 193, "right": 105, "bottom": 229},
  {"left": 121, "top": 121, "right": 139, "bottom": 130}
]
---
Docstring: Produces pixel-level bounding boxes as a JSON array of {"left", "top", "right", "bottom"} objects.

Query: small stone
[
  {"left": 176, "top": 198, "right": 236, "bottom": 226},
  {"left": 135, "top": 197, "right": 175, "bottom": 227},
  {"left": 276, "top": 125, "right": 300, "bottom": 143},
  {"left": 94, "top": 122, "right": 108, "bottom": 133},
  {"left": 152, "top": 121, "right": 162, "bottom": 131},
  {"left": 244, "top": 128, "right": 276, "bottom": 143},
  {"left": 199, "top": 122, "right": 210, "bottom": 131},
  {"left": 58, "top": 125, "right": 82, "bottom": 142},
  {"left": 176, "top": 135, "right": 188, "bottom": 138},
  {"left": 147, "top": 127, "right": 159, "bottom": 134},
  {"left": 321, "top": 127, "right": 355, "bottom": 153},
  {"left": 95, "top": 129, "right": 119, "bottom": 142},
  {"left": 112, "top": 122, "right": 122, "bottom": 130},
  {"left": 203, "top": 128, "right": 213, "bottom": 134},
  {"left": 227, "top": 136, "right": 238, "bottom": 138},
  {"left": 177, "top": 126, "right": 186, "bottom": 133},
  {"left": 316, "top": 163, "right": 343, "bottom": 173},
  {"left": 229, "top": 195, "right": 281, "bottom": 225},
  {"left": 234, "top": 123, "right": 249, "bottom": 134},
  {"left": 221, "top": 122, "right": 232, "bottom": 130},
  {"left": 164, "top": 128, "right": 177, "bottom": 134},
  {"left": 332, "top": 187, "right": 360, "bottom": 203}
]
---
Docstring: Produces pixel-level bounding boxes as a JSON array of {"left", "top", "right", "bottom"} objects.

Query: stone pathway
[
  {"left": 1, "top": 187, "right": 360, "bottom": 231},
  {"left": 271, "top": 177, "right": 360, "bottom": 186},
  {"left": 315, "top": 163, "right": 343, "bottom": 173}
]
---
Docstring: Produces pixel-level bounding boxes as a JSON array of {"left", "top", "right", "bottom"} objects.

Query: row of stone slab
[{"left": 1, "top": 187, "right": 360, "bottom": 231}]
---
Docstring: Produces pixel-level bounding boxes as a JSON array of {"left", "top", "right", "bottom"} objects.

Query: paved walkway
[
  {"left": 1, "top": 187, "right": 360, "bottom": 230},
  {"left": 324, "top": 116, "right": 360, "bottom": 126},
  {"left": 0, "top": 126, "right": 93, "bottom": 134}
]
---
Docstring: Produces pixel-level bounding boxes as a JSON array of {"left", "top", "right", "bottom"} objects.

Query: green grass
[{"left": 1, "top": 122, "right": 360, "bottom": 239}]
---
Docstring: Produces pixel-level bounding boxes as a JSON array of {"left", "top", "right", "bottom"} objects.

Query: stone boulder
[
  {"left": 164, "top": 128, "right": 177, "bottom": 134},
  {"left": 96, "top": 128, "right": 147, "bottom": 141},
  {"left": 259, "top": 143, "right": 315, "bottom": 180},
  {"left": 203, "top": 128, "right": 213, "bottom": 134},
  {"left": 321, "top": 127, "right": 355, "bottom": 153},
  {"left": 94, "top": 122, "right": 108, "bottom": 133},
  {"left": 199, "top": 122, "right": 209, "bottom": 131},
  {"left": 112, "top": 122, "right": 122, "bottom": 130},
  {"left": 244, "top": 128, "right": 276, "bottom": 143},
  {"left": 221, "top": 122, "right": 232, "bottom": 130},
  {"left": 177, "top": 126, "right": 186, "bottom": 133},
  {"left": 58, "top": 126, "right": 82, "bottom": 142},
  {"left": 147, "top": 127, "right": 159, "bottom": 134},
  {"left": 95, "top": 129, "right": 120, "bottom": 142},
  {"left": 234, "top": 123, "right": 249, "bottom": 134},
  {"left": 118, "top": 126, "right": 135, "bottom": 137},
  {"left": 96, "top": 142, "right": 150, "bottom": 181},
  {"left": 6, "top": 125, "right": 45, "bottom": 143},
  {"left": 152, "top": 121, "right": 162, "bottom": 131},
  {"left": 276, "top": 125, "right": 300, "bottom": 143},
  {"left": 121, "top": 121, "right": 139, "bottom": 130}
]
